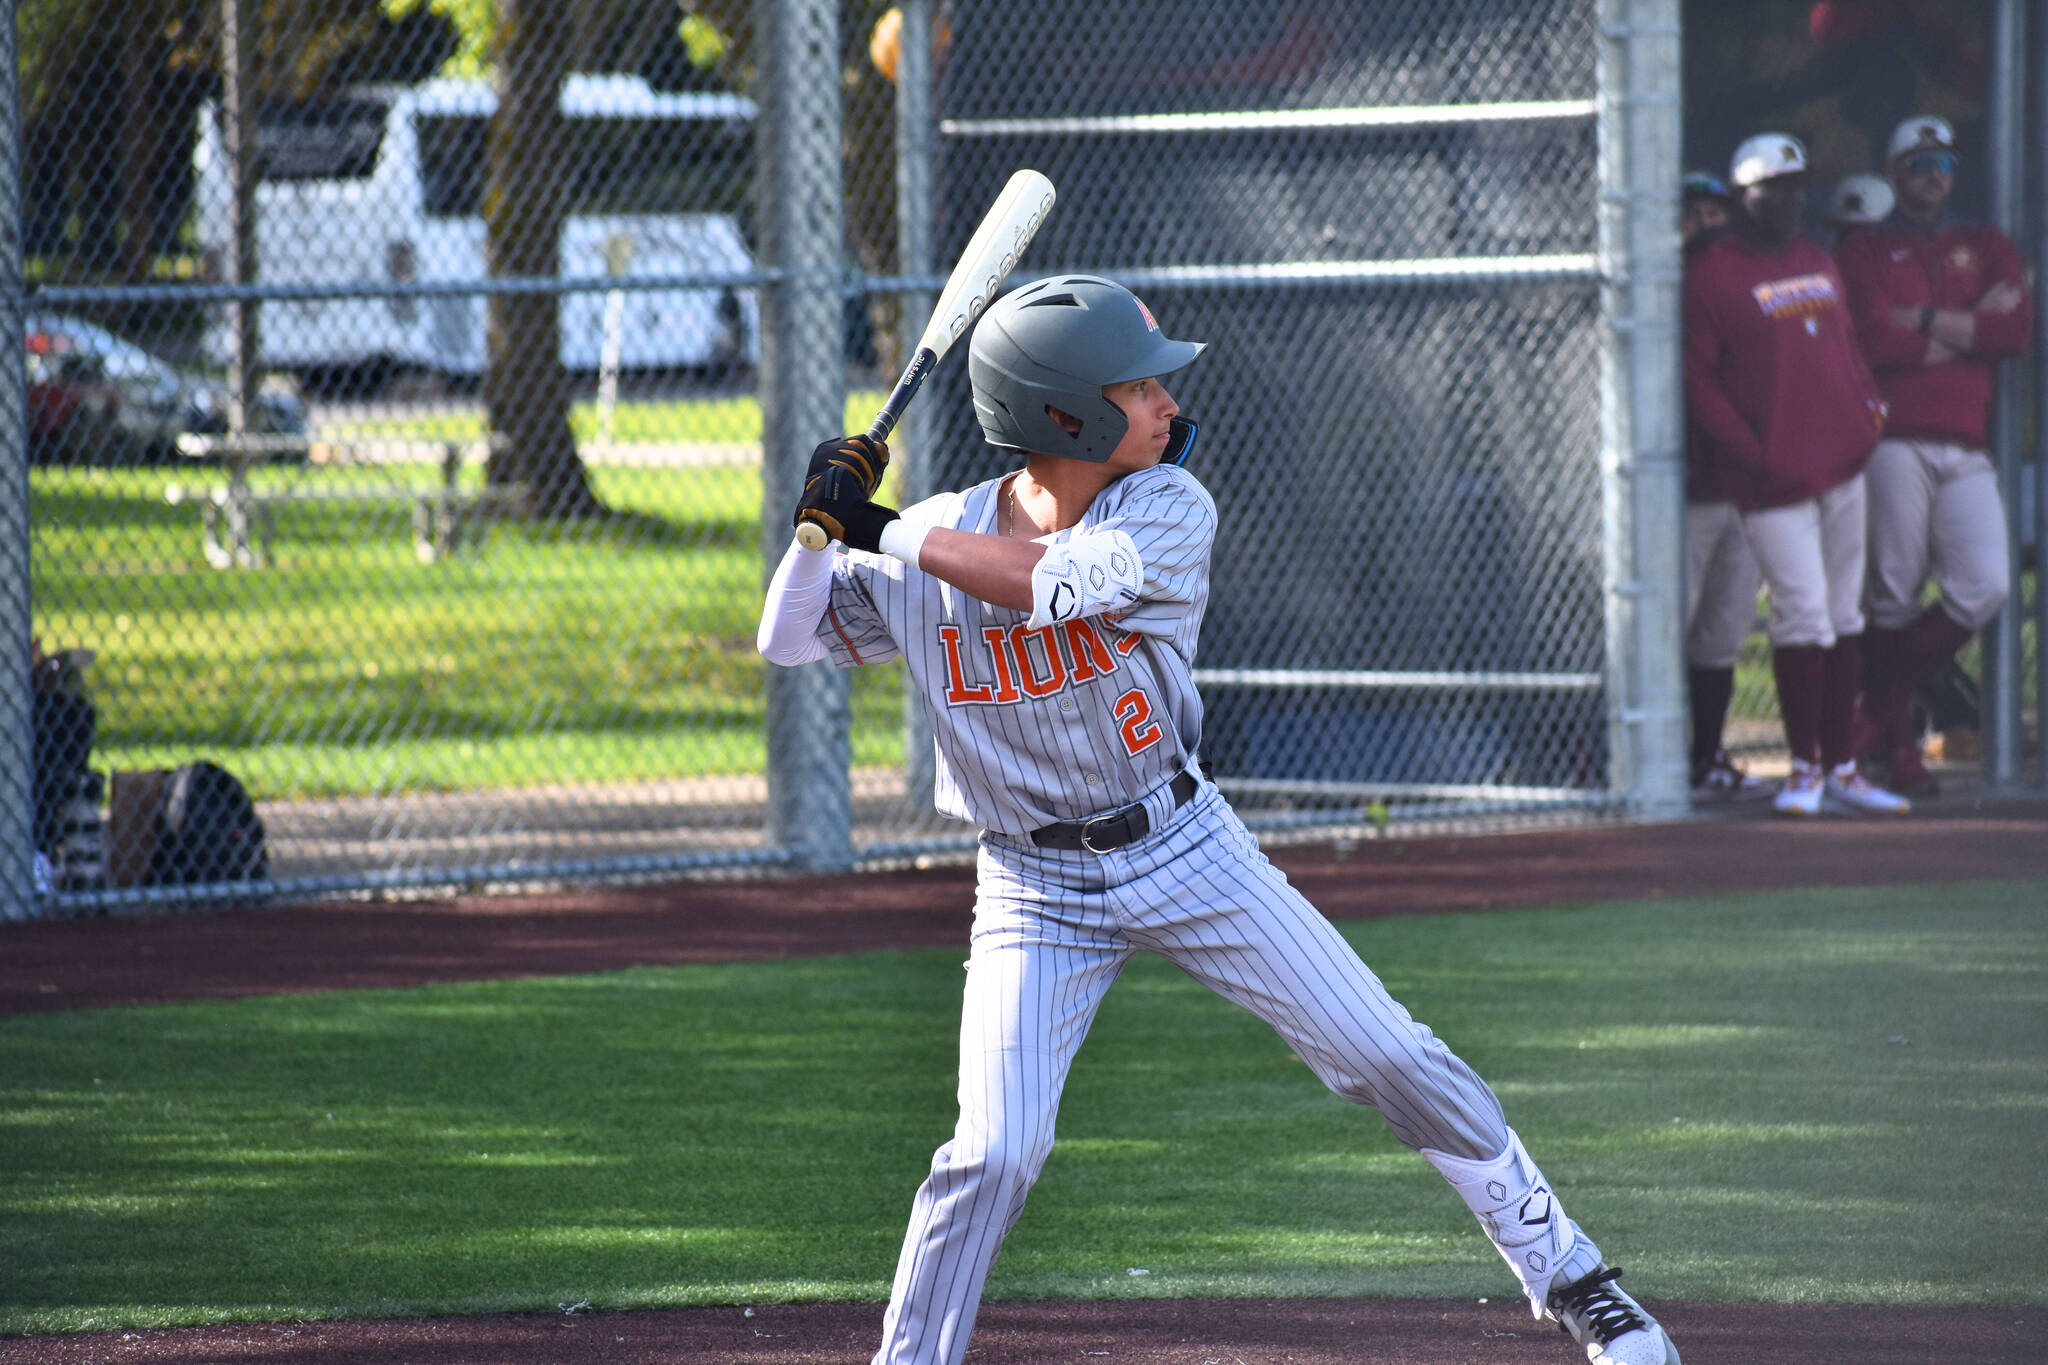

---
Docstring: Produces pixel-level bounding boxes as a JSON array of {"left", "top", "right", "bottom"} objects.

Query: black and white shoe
[
  {"left": 1691, "top": 750, "right": 1774, "bottom": 802},
  {"left": 1545, "top": 1265, "right": 1680, "bottom": 1364}
]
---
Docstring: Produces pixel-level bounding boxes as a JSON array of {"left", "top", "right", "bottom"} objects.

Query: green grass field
[
  {"left": 3, "top": 881, "right": 2042, "bottom": 1334},
  {"left": 29, "top": 394, "right": 902, "bottom": 797},
  {"left": 321, "top": 390, "right": 786, "bottom": 449}
]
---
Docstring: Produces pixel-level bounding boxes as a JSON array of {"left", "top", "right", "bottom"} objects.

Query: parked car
[
  {"left": 25, "top": 329, "right": 120, "bottom": 459},
  {"left": 25, "top": 314, "right": 307, "bottom": 464}
]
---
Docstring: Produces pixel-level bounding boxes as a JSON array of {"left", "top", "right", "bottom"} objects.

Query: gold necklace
[{"left": 1004, "top": 477, "right": 1018, "bottom": 538}]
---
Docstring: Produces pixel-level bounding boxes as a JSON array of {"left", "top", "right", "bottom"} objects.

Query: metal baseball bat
[{"left": 796, "top": 169, "right": 1057, "bottom": 550}]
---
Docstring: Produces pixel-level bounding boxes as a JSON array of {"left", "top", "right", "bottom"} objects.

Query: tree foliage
[{"left": 18, "top": 0, "right": 459, "bottom": 274}]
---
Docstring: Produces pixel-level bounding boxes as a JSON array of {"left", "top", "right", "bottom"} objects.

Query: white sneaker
[
  {"left": 1825, "top": 761, "right": 1911, "bottom": 816},
  {"left": 1771, "top": 759, "right": 1823, "bottom": 817},
  {"left": 1546, "top": 1265, "right": 1681, "bottom": 1364}
]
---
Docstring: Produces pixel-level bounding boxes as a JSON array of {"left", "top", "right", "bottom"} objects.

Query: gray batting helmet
[{"left": 968, "top": 275, "right": 1205, "bottom": 462}]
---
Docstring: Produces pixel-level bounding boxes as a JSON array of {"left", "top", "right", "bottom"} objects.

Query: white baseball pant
[
  {"left": 1685, "top": 499, "right": 1763, "bottom": 669},
  {"left": 1741, "top": 474, "right": 1868, "bottom": 649},
  {"left": 1864, "top": 438, "right": 2010, "bottom": 632},
  {"left": 871, "top": 782, "right": 1602, "bottom": 1364}
]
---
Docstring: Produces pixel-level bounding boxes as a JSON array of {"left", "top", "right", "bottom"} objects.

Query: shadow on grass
[{"left": 503, "top": 503, "right": 753, "bottom": 550}]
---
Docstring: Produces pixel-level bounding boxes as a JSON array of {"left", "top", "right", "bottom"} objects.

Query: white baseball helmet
[
  {"left": 1887, "top": 116, "right": 1955, "bottom": 162},
  {"left": 1730, "top": 133, "right": 1808, "bottom": 188},
  {"left": 1826, "top": 173, "right": 1895, "bottom": 225}
]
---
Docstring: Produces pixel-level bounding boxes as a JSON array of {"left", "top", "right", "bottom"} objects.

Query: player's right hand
[
  {"left": 796, "top": 464, "right": 899, "bottom": 554},
  {"left": 807, "top": 435, "right": 891, "bottom": 500}
]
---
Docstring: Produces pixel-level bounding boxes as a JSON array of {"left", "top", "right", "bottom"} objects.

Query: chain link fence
[
  {"left": 25, "top": 0, "right": 2034, "bottom": 919},
  {"left": 21, "top": 3, "right": 801, "bottom": 911},
  {"left": 11, "top": 0, "right": 1679, "bottom": 916},
  {"left": 914, "top": 1, "right": 1620, "bottom": 842}
]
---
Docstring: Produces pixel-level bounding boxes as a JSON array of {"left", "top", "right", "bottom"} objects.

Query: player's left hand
[{"left": 796, "top": 465, "right": 900, "bottom": 553}]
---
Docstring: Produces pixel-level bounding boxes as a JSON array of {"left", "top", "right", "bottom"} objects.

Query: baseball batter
[{"left": 758, "top": 275, "right": 1680, "bottom": 1365}]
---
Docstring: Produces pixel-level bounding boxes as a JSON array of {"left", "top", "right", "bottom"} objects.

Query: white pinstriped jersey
[{"left": 817, "top": 462, "right": 1214, "bottom": 836}]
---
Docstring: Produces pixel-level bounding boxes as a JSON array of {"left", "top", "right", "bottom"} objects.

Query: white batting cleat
[
  {"left": 1824, "top": 761, "right": 1911, "bottom": 816},
  {"left": 1545, "top": 1265, "right": 1681, "bottom": 1365},
  {"left": 1771, "top": 759, "right": 1823, "bottom": 817}
]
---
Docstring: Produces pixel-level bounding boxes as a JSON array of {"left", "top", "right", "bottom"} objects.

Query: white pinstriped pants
[{"left": 872, "top": 781, "right": 1551, "bottom": 1365}]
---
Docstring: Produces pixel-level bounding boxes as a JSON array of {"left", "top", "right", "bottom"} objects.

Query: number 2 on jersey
[{"left": 1114, "top": 687, "right": 1162, "bottom": 756}]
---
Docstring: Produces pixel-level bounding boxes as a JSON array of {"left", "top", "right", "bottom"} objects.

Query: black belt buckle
[{"left": 1033, "top": 770, "right": 1197, "bottom": 853}]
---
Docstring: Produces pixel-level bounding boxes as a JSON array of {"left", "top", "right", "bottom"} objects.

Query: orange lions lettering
[{"left": 940, "top": 618, "right": 1133, "bottom": 707}]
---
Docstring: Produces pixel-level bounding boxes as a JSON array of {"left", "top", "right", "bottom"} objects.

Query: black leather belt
[{"left": 1031, "top": 770, "right": 1199, "bottom": 853}]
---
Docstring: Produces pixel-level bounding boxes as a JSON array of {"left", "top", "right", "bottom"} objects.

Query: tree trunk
[
  {"left": 482, "top": 0, "right": 602, "bottom": 518},
  {"left": 118, "top": 29, "right": 159, "bottom": 285}
]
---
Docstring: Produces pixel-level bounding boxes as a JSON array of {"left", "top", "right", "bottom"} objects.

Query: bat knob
[{"left": 795, "top": 520, "right": 831, "bottom": 551}]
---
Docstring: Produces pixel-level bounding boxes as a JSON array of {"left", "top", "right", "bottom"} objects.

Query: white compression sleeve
[
  {"left": 756, "top": 537, "right": 835, "bottom": 666},
  {"left": 877, "top": 518, "right": 929, "bottom": 566}
]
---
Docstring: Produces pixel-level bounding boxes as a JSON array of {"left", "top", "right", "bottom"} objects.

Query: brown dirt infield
[
  {"left": 3, "top": 1298, "right": 2040, "bottom": 1365},
  {"left": 5, "top": 796, "right": 2046, "bottom": 1363}
]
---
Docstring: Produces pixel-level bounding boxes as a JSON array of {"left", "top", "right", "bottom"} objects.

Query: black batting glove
[
  {"left": 795, "top": 465, "right": 900, "bottom": 554},
  {"left": 806, "top": 434, "right": 890, "bottom": 499}
]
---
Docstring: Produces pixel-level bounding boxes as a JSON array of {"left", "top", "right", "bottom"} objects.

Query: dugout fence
[{"left": 1, "top": 0, "right": 2038, "bottom": 919}]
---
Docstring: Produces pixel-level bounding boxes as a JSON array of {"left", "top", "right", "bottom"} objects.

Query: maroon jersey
[
  {"left": 1683, "top": 232, "right": 1885, "bottom": 512},
  {"left": 1835, "top": 219, "right": 2031, "bottom": 449}
]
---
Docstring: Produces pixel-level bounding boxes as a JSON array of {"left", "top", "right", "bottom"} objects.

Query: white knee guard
[{"left": 1423, "top": 1131, "right": 1596, "bottom": 1317}]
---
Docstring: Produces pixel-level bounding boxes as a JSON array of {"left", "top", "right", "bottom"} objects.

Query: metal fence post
[
  {"left": 220, "top": 0, "right": 262, "bottom": 435},
  {"left": 1600, "top": 0, "right": 1689, "bottom": 818},
  {"left": 2036, "top": 0, "right": 2048, "bottom": 790},
  {"left": 1984, "top": 0, "right": 2027, "bottom": 786},
  {"left": 759, "top": 0, "right": 853, "bottom": 871},
  {"left": 0, "top": 1, "right": 31, "bottom": 920},
  {"left": 895, "top": 0, "right": 937, "bottom": 813}
]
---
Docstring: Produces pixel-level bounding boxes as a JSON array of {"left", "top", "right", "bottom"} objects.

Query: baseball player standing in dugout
[
  {"left": 758, "top": 274, "right": 1681, "bottom": 1365},
  {"left": 1834, "top": 115, "right": 2032, "bottom": 797},
  {"left": 1683, "top": 133, "right": 1908, "bottom": 819},
  {"left": 1679, "top": 171, "right": 1772, "bottom": 801}
]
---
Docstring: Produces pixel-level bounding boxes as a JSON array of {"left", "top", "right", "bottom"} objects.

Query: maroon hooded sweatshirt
[{"left": 1683, "top": 229, "right": 1886, "bottom": 512}]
